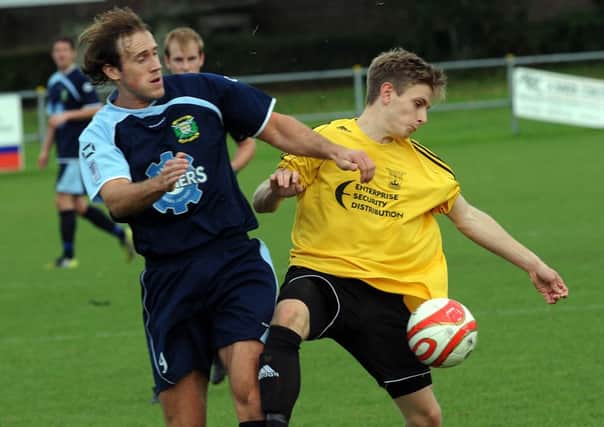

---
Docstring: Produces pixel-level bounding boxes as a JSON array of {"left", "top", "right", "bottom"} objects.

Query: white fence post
[
  {"left": 36, "top": 85, "right": 46, "bottom": 144},
  {"left": 353, "top": 64, "right": 364, "bottom": 116},
  {"left": 505, "top": 54, "right": 519, "bottom": 134}
]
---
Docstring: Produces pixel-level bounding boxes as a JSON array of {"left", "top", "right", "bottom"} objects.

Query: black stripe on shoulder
[
  {"left": 411, "top": 140, "right": 455, "bottom": 178},
  {"left": 411, "top": 139, "right": 450, "bottom": 162}
]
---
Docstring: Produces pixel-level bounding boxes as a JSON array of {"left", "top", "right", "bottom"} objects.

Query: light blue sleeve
[{"left": 79, "top": 112, "right": 132, "bottom": 203}]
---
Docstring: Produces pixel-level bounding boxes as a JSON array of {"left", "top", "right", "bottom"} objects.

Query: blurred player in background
[
  {"left": 163, "top": 26, "right": 256, "bottom": 175},
  {"left": 37, "top": 36, "right": 134, "bottom": 269},
  {"left": 252, "top": 47, "right": 569, "bottom": 427},
  {"left": 77, "top": 7, "right": 374, "bottom": 427},
  {"left": 163, "top": 26, "right": 256, "bottom": 386}
]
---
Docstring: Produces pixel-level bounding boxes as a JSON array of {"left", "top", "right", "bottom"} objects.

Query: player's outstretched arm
[
  {"left": 253, "top": 168, "right": 305, "bottom": 213},
  {"left": 258, "top": 112, "right": 375, "bottom": 183},
  {"left": 100, "top": 152, "right": 190, "bottom": 218},
  {"left": 446, "top": 194, "right": 569, "bottom": 304}
]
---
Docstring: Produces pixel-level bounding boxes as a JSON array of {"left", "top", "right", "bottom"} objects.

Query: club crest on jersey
[
  {"left": 387, "top": 168, "right": 405, "bottom": 190},
  {"left": 145, "top": 151, "right": 206, "bottom": 215},
  {"left": 171, "top": 115, "right": 200, "bottom": 144}
]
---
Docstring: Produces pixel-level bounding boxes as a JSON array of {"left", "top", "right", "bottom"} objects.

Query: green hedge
[
  {"left": 0, "top": 48, "right": 55, "bottom": 92},
  {"left": 203, "top": 33, "right": 406, "bottom": 75},
  {"left": 3, "top": 8, "right": 604, "bottom": 92}
]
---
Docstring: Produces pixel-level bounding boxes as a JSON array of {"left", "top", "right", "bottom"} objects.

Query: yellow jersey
[{"left": 277, "top": 118, "right": 460, "bottom": 309}]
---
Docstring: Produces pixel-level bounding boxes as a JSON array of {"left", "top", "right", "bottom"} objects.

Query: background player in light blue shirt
[{"left": 37, "top": 36, "right": 134, "bottom": 268}]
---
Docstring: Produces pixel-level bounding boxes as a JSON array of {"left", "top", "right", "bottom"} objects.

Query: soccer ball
[{"left": 406, "top": 298, "right": 478, "bottom": 368}]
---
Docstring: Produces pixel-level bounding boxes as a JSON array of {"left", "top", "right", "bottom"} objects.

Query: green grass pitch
[{"left": 1, "top": 101, "right": 603, "bottom": 426}]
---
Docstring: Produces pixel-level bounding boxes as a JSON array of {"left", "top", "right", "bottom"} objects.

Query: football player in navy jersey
[
  {"left": 77, "top": 7, "right": 374, "bottom": 427},
  {"left": 163, "top": 26, "right": 252, "bottom": 387},
  {"left": 37, "top": 36, "right": 135, "bottom": 269}
]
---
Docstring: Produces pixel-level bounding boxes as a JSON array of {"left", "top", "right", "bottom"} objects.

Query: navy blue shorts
[{"left": 141, "top": 235, "right": 278, "bottom": 393}]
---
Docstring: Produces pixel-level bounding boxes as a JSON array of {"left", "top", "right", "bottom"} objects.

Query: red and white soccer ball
[{"left": 406, "top": 298, "right": 478, "bottom": 368}]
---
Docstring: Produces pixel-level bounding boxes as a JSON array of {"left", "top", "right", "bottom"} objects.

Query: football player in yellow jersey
[{"left": 252, "top": 48, "right": 569, "bottom": 427}]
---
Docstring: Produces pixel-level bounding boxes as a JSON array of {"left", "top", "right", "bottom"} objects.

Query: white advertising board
[
  {"left": 0, "top": 93, "right": 24, "bottom": 171},
  {"left": 513, "top": 67, "right": 604, "bottom": 128},
  {"left": 0, "top": 93, "right": 23, "bottom": 145}
]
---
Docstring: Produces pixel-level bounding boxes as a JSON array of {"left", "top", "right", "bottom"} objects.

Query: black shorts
[{"left": 279, "top": 266, "right": 431, "bottom": 399}]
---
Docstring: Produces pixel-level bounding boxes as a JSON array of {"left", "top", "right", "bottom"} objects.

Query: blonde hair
[
  {"left": 366, "top": 48, "right": 447, "bottom": 105},
  {"left": 164, "top": 27, "right": 204, "bottom": 58}
]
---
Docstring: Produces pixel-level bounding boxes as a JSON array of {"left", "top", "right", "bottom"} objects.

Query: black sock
[
  {"left": 265, "top": 414, "right": 288, "bottom": 427},
  {"left": 239, "top": 421, "right": 266, "bottom": 427},
  {"left": 82, "top": 206, "right": 124, "bottom": 241},
  {"left": 59, "top": 210, "right": 76, "bottom": 258},
  {"left": 259, "top": 325, "right": 302, "bottom": 424}
]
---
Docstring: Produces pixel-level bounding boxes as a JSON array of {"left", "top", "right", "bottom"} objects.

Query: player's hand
[
  {"left": 269, "top": 168, "right": 305, "bottom": 198},
  {"left": 37, "top": 152, "right": 49, "bottom": 169},
  {"left": 529, "top": 264, "right": 568, "bottom": 304},
  {"left": 158, "top": 152, "right": 190, "bottom": 192},
  {"left": 332, "top": 148, "right": 375, "bottom": 183}
]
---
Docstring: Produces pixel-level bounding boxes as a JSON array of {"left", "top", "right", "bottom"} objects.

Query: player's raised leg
[{"left": 394, "top": 385, "right": 442, "bottom": 427}]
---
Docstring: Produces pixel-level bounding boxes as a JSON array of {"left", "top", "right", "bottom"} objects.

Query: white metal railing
[{"left": 16, "top": 50, "right": 604, "bottom": 143}]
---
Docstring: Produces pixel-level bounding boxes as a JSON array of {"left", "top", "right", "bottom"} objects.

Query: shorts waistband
[{"left": 144, "top": 232, "right": 251, "bottom": 267}]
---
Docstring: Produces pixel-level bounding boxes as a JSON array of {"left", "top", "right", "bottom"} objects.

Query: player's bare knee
[
  {"left": 55, "top": 193, "right": 73, "bottom": 210},
  {"left": 232, "top": 385, "right": 259, "bottom": 407},
  {"left": 230, "top": 382, "right": 263, "bottom": 418},
  {"left": 405, "top": 406, "right": 442, "bottom": 427},
  {"left": 272, "top": 299, "right": 310, "bottom": 338},
  {"left": 74, "top": 197, "right": 89, "bottom": 215}
]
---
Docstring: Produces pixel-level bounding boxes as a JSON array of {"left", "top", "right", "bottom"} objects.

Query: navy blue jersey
[
  {"left": 79, "top": 73, "right": 276, "bottom": 258},
  {"left": 46, "top": 66, "right": 100, "bottom": 160}
]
